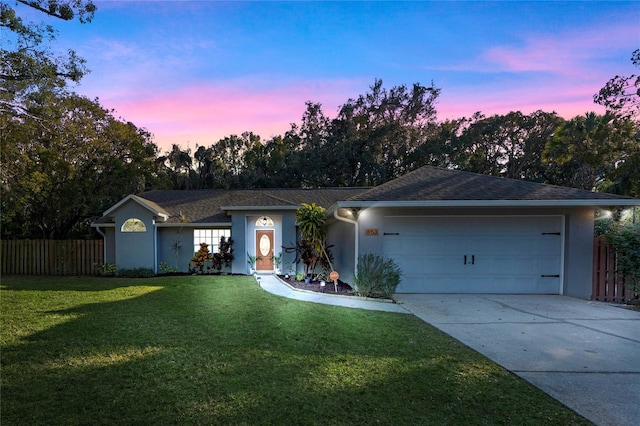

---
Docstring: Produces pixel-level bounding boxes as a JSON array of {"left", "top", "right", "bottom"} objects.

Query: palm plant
[{"left": 295, "top": 203, "right": 334, "bottom": 276}]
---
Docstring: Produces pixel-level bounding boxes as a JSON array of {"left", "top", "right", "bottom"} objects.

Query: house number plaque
[{"left": 365, "top": 228, "right": 379, "bottom": 236}]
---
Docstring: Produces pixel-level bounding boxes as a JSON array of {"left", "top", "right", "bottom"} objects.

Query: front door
[{"left": 255, "top": 230, "right": 274, "bottom": 271}]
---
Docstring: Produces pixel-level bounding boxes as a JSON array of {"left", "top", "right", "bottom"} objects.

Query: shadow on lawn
[
  {"left": 1, "top": 276, "right": 589, "bottom": 425},
  {"left": 0, "top": 275, "right": 167, "bottom": 292}
]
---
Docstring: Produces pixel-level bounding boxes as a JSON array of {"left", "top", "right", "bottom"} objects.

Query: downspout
[
  {"left": 96, "top": 226, "right": 107, "bottom": 265},
  {"left": 153, "top": 220, "right": 158, "bottom": 274},
  {"left": 333, "top": 209, "right": 359, "bottom": 276}
]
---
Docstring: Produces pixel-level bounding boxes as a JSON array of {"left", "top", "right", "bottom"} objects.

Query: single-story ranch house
[{"left": 93, "top": 166, "right": 640, "bottom": 299}]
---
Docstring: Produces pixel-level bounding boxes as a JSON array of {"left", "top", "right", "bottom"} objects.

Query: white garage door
[{"left": 383, "top": 216, "right": 563, "bottom": 294}]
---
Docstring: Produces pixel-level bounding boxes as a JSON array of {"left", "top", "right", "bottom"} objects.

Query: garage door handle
[
  {"left": 541, "top": 274, "right": 560, "bottom": 278},
  {"left": 471, "top": 255, "right": 475, "bottom": 265},
  {"left": 464, "top": 255, "right": 467, "bottom": 265}
]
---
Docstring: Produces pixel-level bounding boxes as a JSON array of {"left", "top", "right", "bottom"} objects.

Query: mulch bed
[{"left": 278, "top": 275, "right": 355, "bottom": 296}]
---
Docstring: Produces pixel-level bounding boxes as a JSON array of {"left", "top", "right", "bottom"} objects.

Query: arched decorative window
[
  {"left": 255, "top": 216, "right": 274, "bottom": 227},
  {"left": 121, "top": 218, "right": 147, "bottom": 232}
]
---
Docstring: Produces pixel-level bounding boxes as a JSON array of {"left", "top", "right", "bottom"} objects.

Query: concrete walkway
[
  {"left": 394, "top": 294, "right": 640, "bottom": 426},
  {"left": 256, "top": 274, "right": 409, "bottom": 313}
]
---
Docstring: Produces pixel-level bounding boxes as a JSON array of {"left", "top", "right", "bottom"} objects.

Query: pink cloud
[
  {"left": 482, "top": 24, "right": 638, "bottom": 76},
  {"left": 438, "top": 79, "right": 607, "bottom": 121},
  {"left": 101, "top": 72, "right": 612, "bottom": 154},
  {"left": 101, "top": 79, "right": 364, "bottom": 153}
]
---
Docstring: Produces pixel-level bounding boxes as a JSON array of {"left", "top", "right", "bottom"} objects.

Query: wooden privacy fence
[
  {"left": 1, "top": 240, "right": 104, "bottom": 276},
  {"left": 592, "top": 235, "right": 636, "bottom": 303}
]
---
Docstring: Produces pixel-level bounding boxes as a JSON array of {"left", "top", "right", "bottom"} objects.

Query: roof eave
[
  {"left": 220, "top": 205, "right": 300, "bottom": 211},
  {"left": 102, "top": 194, "right": 170, "bottom": 221},
  {"left": 336, "top": 199, "right": 640, "bottom": 208},
  {"left": 156, "top": 222, "right": 232, "bottom": 227}
]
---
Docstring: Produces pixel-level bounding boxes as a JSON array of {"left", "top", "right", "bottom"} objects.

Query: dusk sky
[{"left": 23, "top": 0, "right": 640, "bottom": 153}]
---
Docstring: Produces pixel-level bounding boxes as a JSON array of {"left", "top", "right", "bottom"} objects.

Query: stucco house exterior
[{"left": 92, "top": 166, "right": 640, "bottom": 299}]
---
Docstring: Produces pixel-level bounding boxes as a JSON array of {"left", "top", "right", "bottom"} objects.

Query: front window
[
  {"left": 121, "top": 218, "right": 146, "bottom": 232},
  {"left": 193, "top": 229, "right": 231, "bottom": 253}
]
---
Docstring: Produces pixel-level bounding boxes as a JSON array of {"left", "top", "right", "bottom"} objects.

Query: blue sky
[{"left": 21, "top": 0, "right": 640, "bottom": 152}]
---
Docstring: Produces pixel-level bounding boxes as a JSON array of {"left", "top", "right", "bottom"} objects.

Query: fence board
[
  {"left": 0, "top": 240, "right": 104, "bottom": 276},
  {"left": 592, "top": 235, "right": 635, "bottom": 303}
]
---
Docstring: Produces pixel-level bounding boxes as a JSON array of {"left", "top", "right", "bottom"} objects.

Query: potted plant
[
  {"left": 271, "top": 252, "right": 283, "bottom": 274},
  {"left": 247, "top": 252, "right": 262, "bottom": 274}
]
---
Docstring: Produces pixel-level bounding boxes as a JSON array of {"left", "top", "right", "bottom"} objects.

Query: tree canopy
[
  {"left": 2, "top": 6, "right": 638, "bottom": 242},
  {"left": 0, "top": 0, "right": 95, "bottom": 119},
  {"left": 594, "top": 49, "right": 640, "bottom": 121},
  {"left": 1, "top": 92, "right": 163, "bottom": 239}
]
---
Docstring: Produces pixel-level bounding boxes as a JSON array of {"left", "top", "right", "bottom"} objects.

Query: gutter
[
  {"left": 333, "top": 209, "right": 359, "bottom": 276},
  {"left": 335, "top": 199, "right": 640, "bottom": 208}
]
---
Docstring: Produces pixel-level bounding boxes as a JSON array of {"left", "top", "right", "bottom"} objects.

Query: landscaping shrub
[
  {"left": 159, "top": 262, "right": 179, "bottom": 274},
  {"left": 190, "top": 237, "right": 235, "bottom": 274},
  {"left": 94, "top": 262, "right": 117, "bottom": 276},
  {"left": 117, "top": 268, "right": 155, "bottom": 278},
  {"left": 353, "top": 253, "right": 402, "bottom": 298}
]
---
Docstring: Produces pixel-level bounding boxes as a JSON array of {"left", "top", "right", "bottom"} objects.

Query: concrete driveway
[{"left": 393, "top": 294, "right": 640, "bottom": 426}]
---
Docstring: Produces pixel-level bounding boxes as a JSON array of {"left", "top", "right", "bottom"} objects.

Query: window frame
[
  {"left": 193, "top": 229, "right": 231, "bottom": 254},
  {"left": 121, "top": 218, "right": 147, "bottom": 233}
]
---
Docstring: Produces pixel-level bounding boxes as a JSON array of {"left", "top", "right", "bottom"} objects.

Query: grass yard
[{"left": 1, "top": 276, "right": 589, "bottom": 425}]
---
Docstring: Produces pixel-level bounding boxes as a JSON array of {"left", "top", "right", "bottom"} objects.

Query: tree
[
  {"left": 594, "top": 49, "right": 640, "bottom": 121},
  {"left": 16, "top": 0, "right": 96, "bottom": 21},
  {"left": 451, "top": 111, "right": 563, "bottom": 181},
  {"left": 328, "top": 79, "right": 440, "bottom": 186},
  {"left": 596, "top": 118, "right": 640, "bottom": 197},
  {"left": 287, "top": 102, "right": 332, "bottom": 187},
  {"left": 1, "top": 0, "right": 96, "bottom": 118},
  {"left": 543, "top": 113, "right": 639, "bottom": 193},
  {"left": 160, "top": 144, "right": 193, "bottom": 189},
  {"left": 1, "top": 92, "right": 160, "bottom": 239},
  {"left": 406, "top": 118, "right": 464, "bottom": 171}
]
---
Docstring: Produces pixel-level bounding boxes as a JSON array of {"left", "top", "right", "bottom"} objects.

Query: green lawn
[{"left": 1, "top": 276, "right": 589, "bottom": 425}]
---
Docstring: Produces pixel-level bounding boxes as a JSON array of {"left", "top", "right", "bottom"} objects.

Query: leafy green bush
[
  {"left": 604, "top": 222, "right": 640, "bottom": 294},
  {"left": 117, "top": 268, "right": 156, "bottom": 278},
  {"left": 353, "top": 253, "right": 402, "bottom": 298},
  {"left": 94, "top": 263, "right": 117, "bottom": 276},
  {"left": 159, "top": 262, "right": 179, "bottom": 274}
]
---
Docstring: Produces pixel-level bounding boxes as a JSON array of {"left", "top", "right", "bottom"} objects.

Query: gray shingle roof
[
  {"left": 136, "top": 188, "right": 369, "bottom": 224},
  {"left": 94, "top": 167, "right": 638, "bottom": 226},
  {"left": 347, "top": 166, "right": 638, "bottom": 202}
]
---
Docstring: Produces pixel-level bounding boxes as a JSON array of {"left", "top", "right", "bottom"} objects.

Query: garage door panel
[
  {"left": 399, "top": 276, "right": 561, "bottom": 294},
  {"left": 399, "top": 274, "right": 472, "bottom": 293},
  {"left": 395, "top": 255, "right": 460, "bottom": 275},
  {"left": 385, "top": 236, "right": 463, "bottom": 254},
  {"left": 384, "top": 216, "right": 563, "bottom": 294}
]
